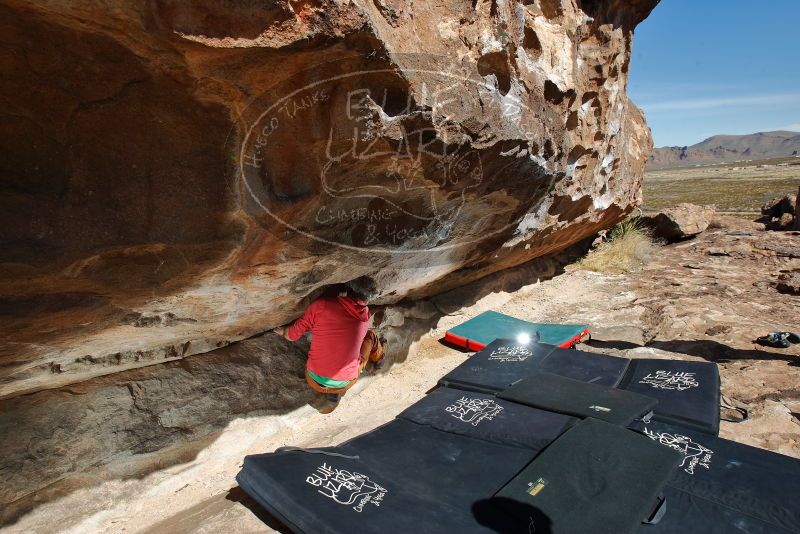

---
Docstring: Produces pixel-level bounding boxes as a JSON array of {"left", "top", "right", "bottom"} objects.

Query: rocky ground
[{"left": 3, "top": 214, "right": 798, "bottom": 533}]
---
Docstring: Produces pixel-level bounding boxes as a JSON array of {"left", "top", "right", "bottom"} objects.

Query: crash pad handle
[
  {"left": 637, "top": 410, "right": 654, "bottom": 424},
  {"left": 720, "top": 395, "right": 749, "bottom": 423},
  {"left": 642, "top": 494, "right": 668, "bottom": 525},
  {"left": 275, "top": 447, "right": 360, "bottom": 460}
]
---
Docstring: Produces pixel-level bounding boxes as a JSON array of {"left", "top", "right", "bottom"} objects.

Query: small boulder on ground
[
  {"left": 762, "top": 189, "right": 798, "bottom": 231},
  {"left": 643, "top": 203, "right": 716, "bottom": 242},
  {"left": 761, "top": 194, "right": 796, "bottom": 218},
  {"left": 766, "top": 211, "right": 797, "bottom": 231},
  {"left": 774, "top": 271, "right": 800, "bottom": 295},
  {"left": 777, "top": 213, "right": 795, "bottom": 230}
]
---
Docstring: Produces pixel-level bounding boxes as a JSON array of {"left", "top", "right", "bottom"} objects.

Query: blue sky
[{"left": 627, "top": 0, "right": 800, "bottom": 147}]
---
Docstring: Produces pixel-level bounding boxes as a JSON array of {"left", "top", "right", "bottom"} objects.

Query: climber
[{"left": 273, "top": 276, "right": 385, "bottom": 413}]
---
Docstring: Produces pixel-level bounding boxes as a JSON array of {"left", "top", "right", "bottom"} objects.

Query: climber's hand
[{"left": 273, "top": 326, "right": 285, "bottom": 337}]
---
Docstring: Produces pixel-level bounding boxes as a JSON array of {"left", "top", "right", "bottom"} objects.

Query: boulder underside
[{"left": 0, "top": 0, "right": 656, "bottom": 399}]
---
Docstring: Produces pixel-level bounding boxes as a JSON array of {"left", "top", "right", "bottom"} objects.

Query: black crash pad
[
  {"left": 637, "top": 486, "right": 797, "bottom": 534},
  {"left": 498, "top": 371, "right": 657, "bottom": 425},
  {"left": 631, "top": 419, "right": 800, "bottom": 533},
  {"left": 397, "top": 386, "right": 576, "bottom": 451},
  {"left": 438, "top": 339, "right": 557, "bottom": 394},
  {"left": 237, "top": 419, "right": 540, "bottom": 534},
  {"left": 536, "top": 346, "right": 630, "bottom": 386},
  {"left": 495, "top": 418, "right": 681, "bottom": 534},
  {"left": 619, "top": 359, "right": 720, "bottom": 435}
]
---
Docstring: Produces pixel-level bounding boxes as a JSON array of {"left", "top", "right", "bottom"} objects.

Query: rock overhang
[{"left": 0, "top": 0, "right": 659, "bottom": 398}]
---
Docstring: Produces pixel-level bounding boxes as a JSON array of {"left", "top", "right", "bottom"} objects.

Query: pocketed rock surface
[
  {"left": 3, "top": 215, "right": 798, "bottom": 533},
  {"left": 0, "top": 0, "right": 657, "bottom": 399}
]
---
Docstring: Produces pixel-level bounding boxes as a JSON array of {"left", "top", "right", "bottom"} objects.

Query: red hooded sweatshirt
[{"left": 285, "top": 295, "right": 370, "bottom": 381}]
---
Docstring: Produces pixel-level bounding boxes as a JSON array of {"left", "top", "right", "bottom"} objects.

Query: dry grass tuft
[{"left": 577, "top": 218, "right": 657, "bottom": 273}]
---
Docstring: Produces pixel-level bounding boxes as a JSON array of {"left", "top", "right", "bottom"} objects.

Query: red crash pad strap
[
  {"left": 557, "top": 328, "right": 591, "bottom": 349},
  {"left": 443, "top": 331, "right": 487, "bottom": 351}
]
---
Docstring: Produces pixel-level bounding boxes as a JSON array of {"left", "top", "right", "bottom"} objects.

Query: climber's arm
[{"left": 275, "top": 300, "right": 319, "bottom": 341}]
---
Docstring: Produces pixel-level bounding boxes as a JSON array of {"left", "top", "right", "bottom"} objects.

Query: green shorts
[{"left": 307, "top": 369, "right": 351, "bottom": 389}]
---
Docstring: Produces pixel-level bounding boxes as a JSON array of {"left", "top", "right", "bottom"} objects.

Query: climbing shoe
[
  {"left": 372, "top": 336, "right": 388, "bottom": 370},
  {"left": 310, "top": 393, "right": 341, "bottom": 414},
  {"left": 755, "top": 332, "right": 798, "bottom": 348}
]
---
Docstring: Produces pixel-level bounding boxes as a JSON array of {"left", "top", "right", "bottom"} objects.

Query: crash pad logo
[
  {"left": 639, "top": 371, "right": 699, "bottom": 391},
  {"left": 306, "top": 463, "right": 387, "bottom": 512},
  {"left": 526, "top": 477, "right": 548, "bottom": 496},
  {"left": 643, "top": 428, "right": 713, "bottom": 475},
  {"left": 488, "top": 346, "right": 533, "bottom": 363},
  {"left": 445, "top": 396, "right": 504, "bottom": 426}
]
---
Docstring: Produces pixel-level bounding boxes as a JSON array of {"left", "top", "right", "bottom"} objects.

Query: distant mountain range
[{"left": 647, "top": 130, "right": 800, "bottom": 169}]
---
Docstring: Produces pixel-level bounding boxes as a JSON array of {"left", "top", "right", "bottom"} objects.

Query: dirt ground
[{"left": 5, "top": 216, "right": 799, "bottom": 534}]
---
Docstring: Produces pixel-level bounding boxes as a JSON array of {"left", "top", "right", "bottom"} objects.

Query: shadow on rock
[
  {"left": 0, "top": 334, "right": 314, "bottom": 526},
  {"left": 590, "top": 338, "right": 799, "bottom": 365},
  {"left": 587, "top": 339, "right": 641, "bottom": 351},
  {"left": 224, "top": 486, "right": 294, "bottom": 534},
  {"left": 0, "top": 241, "right": 590, "bottom": 527},
  {"left": 649, "top": 339, "right": 799, "bottom": 365},
  {"left": 376, "top": 241, "right": 587, "bottom": 370},
  {"left": 472, "top": 496, "right": 553, "bottom": 534}
]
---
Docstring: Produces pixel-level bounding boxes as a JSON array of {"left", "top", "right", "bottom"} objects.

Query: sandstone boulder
[
  {"left": 0, "top": 0, "right": 658, "bottom": 398},
  {"left": 762, "top": 190, "right": 798, "bottom": 231},
  {"left": 0, "top": 334, "right": 311, "bottom": 524},
  {"left": 777, "top": 213, "right": 795, "bottom": 230},
  {"left": 644, "top": 203, "right": 716, "bottom": 242},
  {"left": 761, "top": 193, "right": 797, "bottom": 218},
  {"left": 775, "top": 271, "right": 800, "bottom": 295},
  {"left": 0, "top": 245, "right": 582, "bottom": 524}
]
